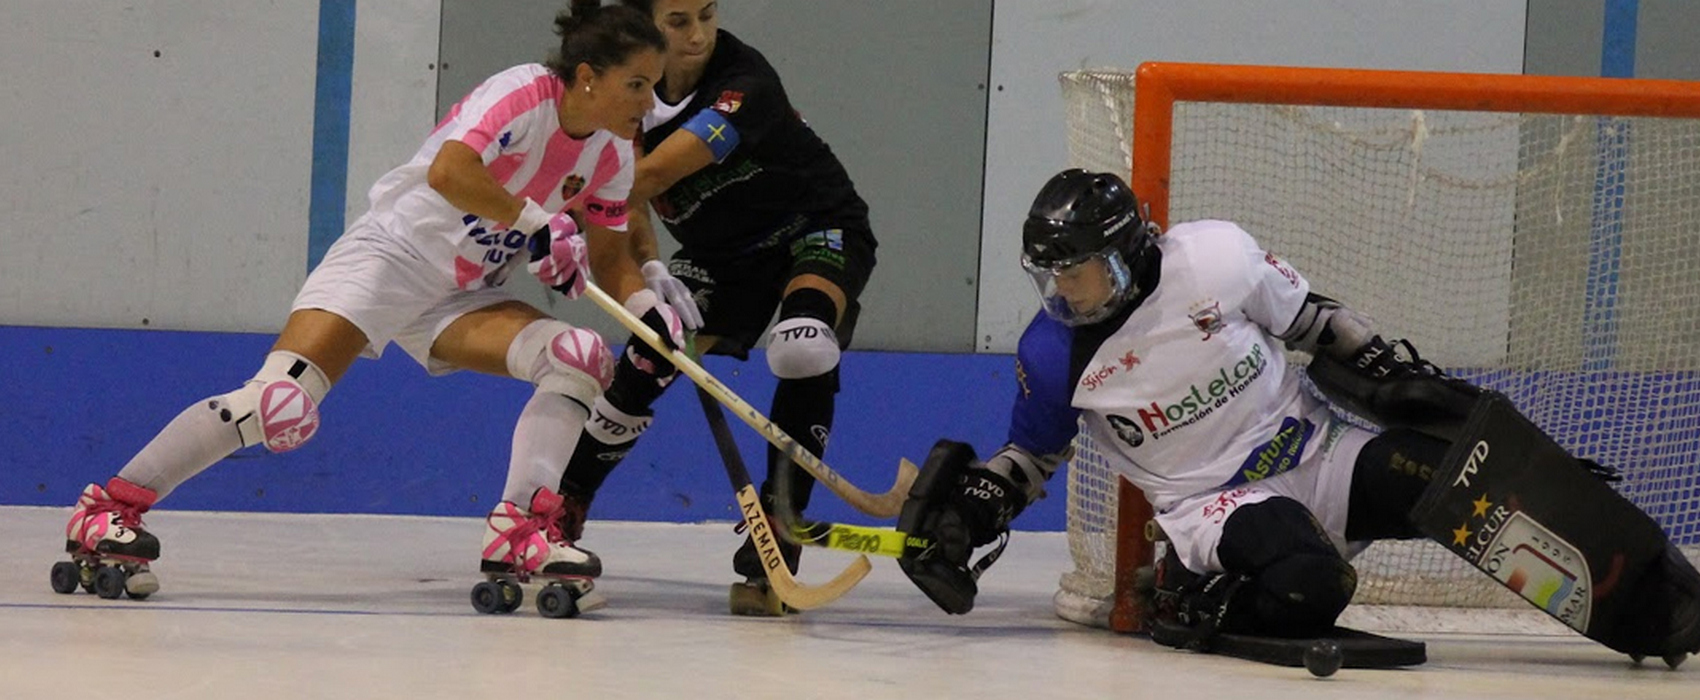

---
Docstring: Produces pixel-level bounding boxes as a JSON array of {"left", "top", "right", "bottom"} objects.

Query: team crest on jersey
[
  {"left": 1107, "top": 414, "right": 1145, "bottom": 448},
  {"left": 712, "top": 90, "right": 744, "bottom": 114},
  {"left": 561, "top": 174, "right": 586, "bottom": 199},
  {"left": 1190, "top": 301, "right": 1225, "bottom": 341}
]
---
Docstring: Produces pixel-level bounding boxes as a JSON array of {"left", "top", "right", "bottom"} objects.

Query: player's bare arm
[
  {"left": 631, "top": 129, "right": 716, "bottom": 204},
  {"left": 427, "top": 140, "right": 532, "bottom": 226}
]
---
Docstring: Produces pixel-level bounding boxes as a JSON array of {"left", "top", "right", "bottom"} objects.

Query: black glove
[
  {"left": 948, "top": 468, "right": 1027, "bottom": 548},
  {"left": 897, "top": 440, "right": 1030, "bottom": 615},
  {"left": 621, "top": 290, "right": 685, "bottom": 377}
]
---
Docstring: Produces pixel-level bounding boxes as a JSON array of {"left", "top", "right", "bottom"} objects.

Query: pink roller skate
[
  {"left": 471, "top": 488, "right": 605, "bottom": 618},
  {"left": 51, "top": 478, "right": 161, "bottom": 600}
]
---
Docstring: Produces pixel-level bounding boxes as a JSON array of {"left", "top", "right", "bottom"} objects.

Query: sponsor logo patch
[
  {"left": 561, "top": 174, "right": 586, "bottom": 199},
  {"left": 1107, "top": 414, "right": 1144, "bottom": 448},
  {"left": 712, "top": 90, "right": 744, "bottom": 114}
]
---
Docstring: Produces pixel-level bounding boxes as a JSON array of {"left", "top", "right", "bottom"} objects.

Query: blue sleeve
[{"left": 1007, "top": 312, "right": 1080, "bottom": 456}]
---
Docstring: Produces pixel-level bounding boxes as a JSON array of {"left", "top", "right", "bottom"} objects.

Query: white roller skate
[
  {"left": 51, "top": 478, "right": 161, "bottom": 600},
  {"left": 471, "top": 488, "right": 605, "bottom": 618}
]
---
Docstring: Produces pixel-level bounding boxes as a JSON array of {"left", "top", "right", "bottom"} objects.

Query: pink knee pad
[
  {"left": 258, "top": 377, "right": 321, "bottom": 452},
  {"left": 508, "top": 320, "right": 614, "bottom": 406}
]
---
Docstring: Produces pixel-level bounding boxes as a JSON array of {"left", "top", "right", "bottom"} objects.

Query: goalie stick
[
  {"left": 691, "top": 368, "right": 870, "bottom": 610},
  {"left": 583, "top": 283, "right": 915, "bottom": 517}
]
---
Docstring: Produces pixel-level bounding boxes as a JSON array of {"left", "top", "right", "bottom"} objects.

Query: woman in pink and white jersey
[{"left": 53, "top": 1, "right": 678, "bottom": 605}]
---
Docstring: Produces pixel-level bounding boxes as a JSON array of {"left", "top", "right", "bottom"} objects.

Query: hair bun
[{"left": 570, "top": 0, "right": 602, "bottom": 18}]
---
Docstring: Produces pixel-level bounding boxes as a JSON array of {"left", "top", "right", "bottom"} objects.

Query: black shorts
[{"left": 667, "top": 224, "right": 876, "bottom": 359}]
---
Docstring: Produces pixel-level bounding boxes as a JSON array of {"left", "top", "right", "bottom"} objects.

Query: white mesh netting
[{"left": 1055, "top": 68, "right": 1700, "bottom": 627}]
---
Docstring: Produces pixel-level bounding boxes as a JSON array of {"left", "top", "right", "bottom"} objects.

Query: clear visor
[{"left": 1020, "top": 250, "right": 1134, "bottom": 326}]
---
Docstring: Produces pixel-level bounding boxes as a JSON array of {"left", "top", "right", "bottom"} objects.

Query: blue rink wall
[{"left": 0, "top": 325, "right": 1040, "bottom": 529}]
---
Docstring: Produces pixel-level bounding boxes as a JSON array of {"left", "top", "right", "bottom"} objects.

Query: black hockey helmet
[{"left": 1020, "top": 169, "right": 1155, "bottom": 325}]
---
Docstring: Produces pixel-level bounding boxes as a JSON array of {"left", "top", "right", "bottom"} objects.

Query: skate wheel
[
  {"left": 497, "top": 580, "right": 523, "bottom": 614},
  {"left": 470, "top": 581, "right": 511, "bottom": 615},
  {"left": 50, "top": 561, "right": 80, "bottom": 594},
  {"left": 124, "top": 569, "right": 158, "bottom": 600},
  {"left": 728, "top": 581, "right": 790, "bottom": 617},
  {"left": 536, "top": 584, "right": 580, "bottom": 619},
  {"left": 92, "top": 566, "right": 127, "bottom": 600},
  {"left": 1630, "top": 654, "right": 1646, "bottom": 665},
  {"left": 1663, "top": 653, "right": 1687, "bottom": 670}
]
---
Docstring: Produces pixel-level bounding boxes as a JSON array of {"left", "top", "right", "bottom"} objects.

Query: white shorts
[
  {"left": 292, "top": 217, "right": 519, "bottom": 375},
  {"left": 1154, "top": 420, "right": 1376, "bottom": 574}
]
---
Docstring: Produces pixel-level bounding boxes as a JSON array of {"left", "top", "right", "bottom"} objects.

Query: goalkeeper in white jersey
[{"left": 895, "top": 169, "right": 1700, "bottom": 662}]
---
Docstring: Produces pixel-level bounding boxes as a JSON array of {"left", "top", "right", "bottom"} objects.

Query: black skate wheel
[
  {"left": 1664, "top": 653, "right": 1687, "bottom": 670},
  {"left": 50, "top": 561, "right": 80, "bottom": 594},
  {"left": 497, "top": 580, "right": 523, "bottom": 613},
  {"left": 536, "top": 584, "right": 580, "bottom": 619},
  {"left": 92, "top": 566, "right": 127, "bottom": 600},
  {"left": 470, "top": 581, "right": 508, "bottom": 614}
]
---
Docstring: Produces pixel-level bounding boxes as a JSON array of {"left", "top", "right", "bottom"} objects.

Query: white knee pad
[
  {"left": 218, "top": 351, "right": 331, "bottom": 453},
  {"left": 507, "top": 319, "right": 614, "bottom": 408},
  {"left": 766, "top": 317, "right": 840, "bottom": 379}
]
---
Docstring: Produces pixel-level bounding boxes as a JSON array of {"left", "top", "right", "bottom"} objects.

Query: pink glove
[{"left": 526, "top": 211, "right": 588, "bottom": 299}]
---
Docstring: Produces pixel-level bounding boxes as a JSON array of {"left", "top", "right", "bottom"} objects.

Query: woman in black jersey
[{"left": 556, "top": 0, "right": 878, "bottom": 613}]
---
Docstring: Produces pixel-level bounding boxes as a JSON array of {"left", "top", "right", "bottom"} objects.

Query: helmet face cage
[
  {"left": 1021, "top": 249, "right": 1136, "bottom": 326},
  {"left": 1020, "top": 170, "right": 1148, "bottom": 325}
]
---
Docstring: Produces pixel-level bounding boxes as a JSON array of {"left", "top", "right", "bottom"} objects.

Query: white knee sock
[
  {"left": 502, "top": 391, "right": 591, "bottom": 505},
  {"left": 115, "top": 397, "right": 246, "bottom": 500}
]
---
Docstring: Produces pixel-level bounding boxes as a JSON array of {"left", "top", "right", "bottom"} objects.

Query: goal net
[{"left": 1054, "top": 63, "right": 1700, "bottom": 631}]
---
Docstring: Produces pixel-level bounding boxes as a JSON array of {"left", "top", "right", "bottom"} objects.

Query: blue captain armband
[{"left": 681, "top": 108, "right": 741, "bottom": 162}]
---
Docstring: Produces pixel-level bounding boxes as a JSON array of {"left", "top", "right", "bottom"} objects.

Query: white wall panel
[{"left": 0, "top": 2, "right": 318, "bottom": 332}]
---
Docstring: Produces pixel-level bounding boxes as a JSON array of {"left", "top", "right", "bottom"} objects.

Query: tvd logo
[
  {"left": 1453, "top": 440, "right": 1489, "bottom": 488},
  {"left": 1107, "top": 414, "right": 1144, "bottom": 448}
]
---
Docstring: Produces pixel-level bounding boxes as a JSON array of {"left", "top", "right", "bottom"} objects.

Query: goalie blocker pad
[{"left": 1410, "top": 393, "right": 1680, "bottom": 655}]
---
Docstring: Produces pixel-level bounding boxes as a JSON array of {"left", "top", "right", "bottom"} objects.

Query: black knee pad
[
  {"left": 1244, "top": 553, "right": 1357, "bottom": 637},
  {"left": 1218, "top": 498, "right": 1356, "bottom": 637},
  {"left": 1219, "top": 497, "right": 1338, "bottom": 569}
]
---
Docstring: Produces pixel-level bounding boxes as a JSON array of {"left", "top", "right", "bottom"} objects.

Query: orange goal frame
[{"left": 1103, "top": 61, "right": 1700, "bottom": 634}]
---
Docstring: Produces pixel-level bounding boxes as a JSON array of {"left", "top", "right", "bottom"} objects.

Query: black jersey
[{"left": 643, "top": 30, "right": 871, "bottom": 257}]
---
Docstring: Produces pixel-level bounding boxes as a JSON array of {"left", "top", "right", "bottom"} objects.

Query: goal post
[{"left": 1055, "top": 62, "right": 1700, "bottom": 633}]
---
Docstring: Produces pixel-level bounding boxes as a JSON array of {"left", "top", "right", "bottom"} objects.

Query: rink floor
[{"left": 2, "top": 506, "right": 1693, "bottom": 700}]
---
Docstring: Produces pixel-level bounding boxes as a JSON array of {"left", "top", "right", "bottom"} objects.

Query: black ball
[{"left": 1303, "top": 639, "right": 1343, "bottom": 678}]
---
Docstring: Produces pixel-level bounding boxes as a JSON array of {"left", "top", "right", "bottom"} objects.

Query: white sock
[
  {"left": 501, "top": 391, "right": 590, "bottom": 505},
  {"left": 115, "top": 396, "right": 246, "bottom": 500}
]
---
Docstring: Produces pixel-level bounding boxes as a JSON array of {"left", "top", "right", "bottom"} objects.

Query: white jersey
[
  {"left": 360, "top": 64, "right": 635, "bottom": 291},
  {"left": 1009, "top": 220, "right": 1331, "bottom": 513}
]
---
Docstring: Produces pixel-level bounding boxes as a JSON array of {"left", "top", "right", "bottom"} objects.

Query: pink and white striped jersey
[{"left": 361, "top": 64, "right": 635, "bottom": 290}]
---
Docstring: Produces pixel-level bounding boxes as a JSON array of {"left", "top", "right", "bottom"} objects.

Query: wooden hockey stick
[
  {"left": 584, "top": 283, "right": 916, "bottom": 517},
  {"left": 692, "top": 371, "right": 870, "bottom": 609},
  {"left": 771, "top": 457, "right": 926, "bottom": 560}
]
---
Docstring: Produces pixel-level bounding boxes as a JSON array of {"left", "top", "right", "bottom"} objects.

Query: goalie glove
[{"left": 897, "top": 440, "right": 1040, "bottom": 614}]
